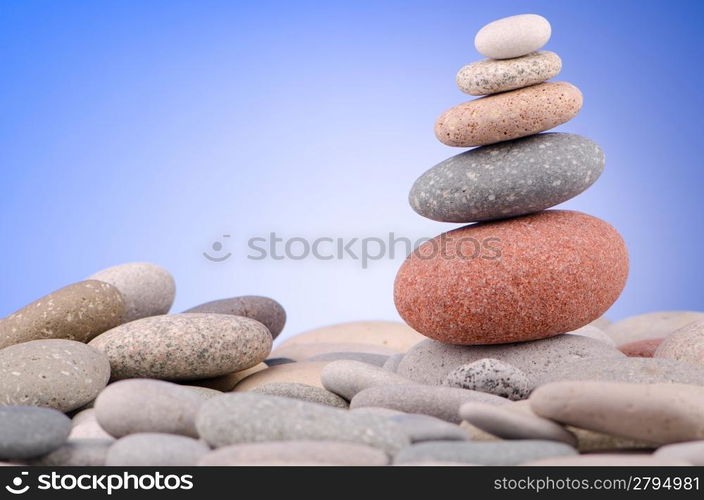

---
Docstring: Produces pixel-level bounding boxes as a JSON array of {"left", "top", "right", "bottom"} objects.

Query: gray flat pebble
[
  {"left": 321, "top": 360, "right": 411, "bottom": 400},
  {"left": 105, "top": 433, "right": 210, "bottom": 466},
  {"left": 183, "top": 295, "right": 286, "bottom": 339},
  {"left": 0, "top": 407, "right": 71, "bottom": 460},
  {"left": 390, "top": 414, "right": 469, "bottom": 443},
  {"left": 196, "top": 393, "right": 409, "bottom": 455},
  {"left": 394, "top": 440, "right": 576, "bottom": 465},
  {"left": 30, "top": 439, "right": 112, "bottom": 466},
  {"left": 383, "top": 353, "right": 404, "bottom": 373},
  {"left": 251, "top": 382, "right": 348, "bottom": 408},
  {"left": 443, "top": 358, "right": 531, "bottom": 400},
  {"left": 350, "top": 384, "right": 508, "bottom": 423}
]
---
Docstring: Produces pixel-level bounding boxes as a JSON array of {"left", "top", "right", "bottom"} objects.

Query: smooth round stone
[
  {"left": 196, "top": 393, "right": 409, "bottom": 454},
  {"left": 89, "top": 313, "right": 272, "bottom": 380},
  {"left": 565, "top": 325, "right": 615, "bottom": 346},
  {"left": 198, "top": 440, "right": 389, "bottom": 466},
  {"left": 183, "top": 295, "right": 286, "bottom": 338},
  {"left": 394, "top": 210, "right": 628, "bottom": 344},
  {"left": 383, "top": 353, "right": 404, "bottom": 372},
  {"left": 277, "top": 321, "right": 425, "bottom": 352},
  {"left": 530, "top": 381, "right": 704, "bottom": 445},
  {"left": 105, "top": 433, "right": 209, "bottom": 466},
  {"left": 29, "top": 439, "right": 112, "bottom": 466},
  {"left": 271, "top": 342, "right": 397, "bottom": 362},
  {"left": 534, "top": 357, "right": 704, "bottom": 386},
  {"left": 411, "top": 133, "right": 603, "bottom": 223},
  {"left": 190, "top": 363, "right": 268, "bottom": 391},
  {"left": 94, "top": 379, "right": 205, "bottom": 438},
  {"left": 394, "top": 440, "right": 575, "bottom": 466},
  {"left": 525, "top": 454, "right": 691, "bottom": 466},
  {"left": 0, "top": 340, "right": 110, "bottom": 412},
  {"left": 321, "top": 360, "right": 411, "bottom": 401},
  {"left": 350, "top": 384, "right": 508, "bottom": 423},
  {"left": 605, "top": 311, "right": 704, "bottom": 345},
  {"left": 475, "top": 14, "right": 552, "bottom": 59},
  {"left": 182, "top": 385, "right": 223, "bottom": 400},
  {"left": 0, "top": 280, "right": 125, "bottom": 349},
  {"left": 435, "top": 82, "right": 582, "bottom": 147},
  {"left": 233, "top": 362, "right": 329, "bottom": 391},
  {"left": 655, "top": 320, "right": 704, "bottom": 367},
  {"left": 308, "top": 352, "right": 389, "bottom": 367},
  {"left": 69, "top": 409, "right": 114, "bottom": 441},
  {"left": 251, "top": 383, "right": 348, "bottom": 408},
  {"left": 442, "top": 358, "right": 531, "bottom": 400},
  {"left": 655, "top": 441, "right": 704, "bottom": 465},
  {"left": 460, "top": 402, "right": 576, "bottom": 446},
  {"left": 457, "top": 51, "right": 561, "bottom": 96},
  {"left": 619, "top": 338, "right": 664, "bottom": 357},
  {"left": 0, "top": 407, "right": 71, "bottom": 459},
  {"left": 89, "top": 262, "right": 175, "bottom": 323},
  {"left": 397, "top": 334, "right": 625, "bottom": 386},
  {"left": 390, "top": 414, "right": 469, "bottom": 443}
]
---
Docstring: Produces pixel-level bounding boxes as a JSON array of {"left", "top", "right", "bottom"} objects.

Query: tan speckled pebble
[
  {"left": 233, "top": 362, "right": 330, "bottom": 391},
  {"left": 434, "top": 82, "right": 582, "bottom": 147},
  {"left": 456, "top": 51, "right": 561, "bottom": 96}
]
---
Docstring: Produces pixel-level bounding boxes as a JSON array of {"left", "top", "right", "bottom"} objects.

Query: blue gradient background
[{"left": 2, "top": 0, "right": 703, "bottom": 342}]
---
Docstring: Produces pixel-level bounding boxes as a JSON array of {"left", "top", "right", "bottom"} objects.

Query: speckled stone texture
[
  {"left": 457, "top": 51, "right": 561, "bottom": 96},
  {"left": 434, "top": 82, "right": 582, "bottom": 147},
  {"left": 655, "top": 320, "right": 704, "bottom": 367},
  {"left": 605, "top": 310, "right": 704, "bottom": 345},
  {"left": 105, "top": 433, "right": 209, "bottom": 466},
  {"left": 534, "top": 357, "right": 704, "bottom": 387},
  {"left": 196, "top": 393, "right": 410, "bottom": 454},
  {"left": 251, "top": 382, "right": 349, "bottom": 408},
  {"left": 530, "top": 381, "right": 704, "bottom": 445},
  {"left": 94, "top": 379, "right": 205, "bottom": 438},
  {"left": 0, "top": 340, "right": 110, "bottom": 412},
  {"left": 88, "top": 313, "right": 272, "bottom": 381},
  {"left": 184, "top": 295, "right": 286, "bottom": 338},
  {"left": 475, "top": 14, "right": 552, "bottom": 60},
  {"left": 397, "top": 336, "right": 624, "bottom": 386},
  {"left": 410, "top": 133, "right": 604, "bottom": 223},
  {"left": 0, "top": 407, "right": 71, "bottom": 460},
  {"left": 394, "top": 210, "right": 629, "bottom": 344},
  {"left": 443, "top": 358, "right": 531, "bottom": 400},
  {"left": 350, "top": 384, "right": 509, "bottom": 423},
  {"left": 198, "top": 441, "right": 389, "bottom": 466},
  {"left": 89, "top": 262, "right": 175, "bottom": 323},
  {"left": 618, "top": 338, "right": 664, "bottom": 357},
  {"left": 0, "top": 280, "right": 125, "bottom": 349}
]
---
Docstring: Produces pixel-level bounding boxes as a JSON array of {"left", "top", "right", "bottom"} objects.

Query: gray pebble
[
  {"left": 383, "top": 353, "right": 404, "bottom": 373},
  {"left": 184, "top": 296, "right": 286, "bottom": 338},
  {"left": 105, "top": 433, "right": 210, "bottom": 466},
  {"left": 30, "top": 439, "right": 112, "bottom": 466},
  {"left": 0, "top": 407, "right": 71, "bottom": 460},
  {"left": 308, "top": 352, "right": 389, "bottom": 367},
  {"left": 443, "top": 358, "right": 531, "bottom": 400},
  {"left": 251, "top": 382, "right": 348, "bottom": 408},
  {"left": 321, "top": 360, "right": 411, "bottom": 400},
  {"left": 390, "top": 414, "right": 469, "bottom": 443}
]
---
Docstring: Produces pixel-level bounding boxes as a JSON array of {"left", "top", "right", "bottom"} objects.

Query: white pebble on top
[{"left": 474, "top": 14, "right": 551, "bottom": 59}]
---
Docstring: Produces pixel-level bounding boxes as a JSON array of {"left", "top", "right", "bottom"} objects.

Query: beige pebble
[
  {"left": 271, "top": 342, "right": 397, "bottom": 361},
  {"left": 233, "top": 362, "right": 330, "bottom": 391},
  {"left": 605, "top": 311, "right": 704, "bottom": 345}
]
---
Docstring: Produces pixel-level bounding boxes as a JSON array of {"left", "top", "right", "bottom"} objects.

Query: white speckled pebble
[{"left": 475, "top": 14, "right": 552, "bottom": 59}]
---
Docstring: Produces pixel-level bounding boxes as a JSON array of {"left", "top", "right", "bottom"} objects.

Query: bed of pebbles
[{"left": 1, "top": 14, "right": 702, "bottom": 467}]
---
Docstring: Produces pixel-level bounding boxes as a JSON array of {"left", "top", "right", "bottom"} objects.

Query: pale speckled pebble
[
  {"left": 0, "top": 407, "right": 71, "bottom": 460},
  {"left": 29, "top": 439, "right": 112, "bottom": 466},
  {"left": 442, "top": 358, "right": 531, "bottom": 400},
  {"left": 655, "top": 320, "right": 704, "bottom": 367},
  {"left": 0, "top": 280, "right": 125, "bottom": 348},
  {"left": 105, "top": 433, "right": 210, "bottom": 466},
  {"left": 321, "top": 360, "right": 411, "bottom": 401},
  {"left": 183, "top": 295, "right": 286, "bottom": 338},
  {"left": 350, "top": 383, "right": 509, "bottom": 423},
  {"left": 605, "top": 311, "right": 704, "bottom": 345},
  {"left": 410, "top": 133, "right": 604, "bottom": 223},
  {"left": 89, "top": 313, "right": 272, "bottom": 381},
  {"left": 233, "top": 362, "right": 329, "bottom": 391},
  {"left": 394, "top": 440, "right": 576, "bottom": 465},
  {"left": 89, "top": 262, "right": 175, "bottom": 322},
  {"left": 0, "top": 340, "right": 110, "bottom": 412},
  {"left": 198, "top": 441, "right": 389, "bottom": 466},
  {"left": 251, "top": 382, "right": 348, "bottom": 408},
  {"left": 475, "top": 14, "right": 552, "bottom": 59},
  {"left": 457, "top": 51, "right": 561, "bottom": 96}
]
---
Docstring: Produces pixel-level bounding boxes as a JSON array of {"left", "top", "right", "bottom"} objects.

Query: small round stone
[
  {"left": 29, "top": 439, "right": 112, "bottom": 466},
  {"left": 475, "top": 14, "right": 552, "bottom": 59},
  {"left": 435, "top": 82, "right": 582, "bottom": 147},
  {"left": 88, "top": 313, "right": 272, "bottom": 380},
  {"left": 619, "top": 338, "right": 664, "bottom": 357},
  {"left": 198, "top": 441, "right": 389, "bottom": 466},
  {"left": 251, "top": 383, "right": 348, "bottom": 408},
  {"left": 457, "top": 51, "right": 561, "bottom": 96},
  {"left": 233, "top": 362, "right": 329, "bottom": 391},
  {"left": 655, "top": 320, "right": 704, "bottom": 367},
  {"left": 0, "top": 280, "right": 125, "bottom": 348},
  {"left": 183, "top": 295, "right": 286, "bottom": 338},
  {"left": 605, "top": 311, "right": 704, "bottom": 345},
  {"left": 89, "top": 262, "right": 175, "bottom": 322},
  {"left": 0, "top": 407, "right": 71, "bottom": 460},
  {"left": 394, "top": 211, "right": 628, "bottom": 344},
  {"left": 443, "top": 359, "right": 531, "bottom": 400},
  {"left": 105, "top": 433, "right": 210, "bottom": 466},
  {"left": 0, "top": 339, "right": 111, "bottom": 412},
  {"left": 321, "top": 360, "right": 411, "bottom": 401},
  {"left": 94, "top": 379, "right": 205, "bottom": 438}
]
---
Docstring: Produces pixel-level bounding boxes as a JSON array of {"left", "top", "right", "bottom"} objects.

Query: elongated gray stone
[
  {"left": 321, "top": 360, "right": 411, "bottom": 400},
  {"left": 184, "top": 296, "right": 286, "bottom": 338},
  {"left": 0, "top": 407, "right": 71, "bottom": 460},
  {"left": 394, "top": 440, "right": 576, "bottom": 465}
]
